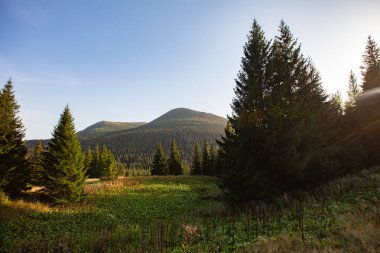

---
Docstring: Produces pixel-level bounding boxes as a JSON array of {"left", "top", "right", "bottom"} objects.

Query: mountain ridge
[{"left": 27, "top": 108, "right": 228, "bottom": 168}]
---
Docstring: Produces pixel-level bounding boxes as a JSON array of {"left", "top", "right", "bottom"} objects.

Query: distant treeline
[{"left": 79, "top": 127, "right": 222, "bottom": 169}]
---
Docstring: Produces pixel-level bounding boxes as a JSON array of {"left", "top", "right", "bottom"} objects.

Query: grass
[{"left": 0, "top": 171, "right": 379, "bottom": 252}]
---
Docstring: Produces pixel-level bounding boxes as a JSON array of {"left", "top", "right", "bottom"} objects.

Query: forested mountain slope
[
  {"left": 27, "top": 108, "right": 227, "bottom": 168},
  {"left": 77, "top": 121, "right": 145, "bottom": 136}
]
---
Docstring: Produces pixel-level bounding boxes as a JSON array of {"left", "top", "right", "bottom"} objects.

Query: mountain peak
[{"left": 138, "top": 108, "right": 227, "bottom": 131}]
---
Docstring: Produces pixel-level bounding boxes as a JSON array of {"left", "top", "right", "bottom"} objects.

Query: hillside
[
  {"left": 77, "top": 121, "right": 145, "bottom": 136},
  {"left": 80, "top": 108, "right": 228, "bottom": 168},
  {"left": 27, "top": 108, "right": 228, "bottom": 168}
]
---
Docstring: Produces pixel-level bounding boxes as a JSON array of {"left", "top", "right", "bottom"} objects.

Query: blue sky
[{"left": 0, "top": 0, "right": 379, "bottom": 139}]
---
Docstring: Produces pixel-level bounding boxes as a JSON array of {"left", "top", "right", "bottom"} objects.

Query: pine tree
[
  {"left": 99, "top": 145, "right": 118, "bottom": 180},
  {"left": 84, "top": 146, "right": 92, "bottom": 176},
  {"left": 217, "top": 20, "right": 273, "bottom": 201},
  {"left": 344, "top": 70, "right": 360, "bottom": 111},
  {"left": 89, "top": 144, "right": 101, "bottom": 178},
  {"left": 43, "top": 105, "right": 86, "bottom": 204},
  {"left": 218, "top": 20, "right": 336, "bottom": 201},
  {"left": 0, "top": 80, "right": 30, "bottom": 197},
  {"left": 191, "top": 142, "right": 202, "bottom": 175},
  {"left": 355, "top": 36, "right": 380, "bottom": 167},
  {"left": 168, "top": 139, "right": 183, "bottom": 175},
  {"left": 208, "top": 144, "right": 217, "bottom": 176},
  {"left": 30, "top": 140, "right": 44, "bottom": 186},
  {"left": 151, "top": 143, "right": 168, "bottom": 175},
  {"left": 361, "top": 36, "right": 380, "bottom": 91},
  {"left": 201, "top": 140, "right": 211, "bottom": 175}
]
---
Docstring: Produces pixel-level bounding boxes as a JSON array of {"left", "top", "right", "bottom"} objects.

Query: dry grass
[
  {"left": 84, "top": 177, "right": 141, "bottom": 194},
  {"left": 0, "top": 197, "right": 53, "bottom": 222},
  {"left": 247, "top": 197, "right": 380, "bottom": 253}
]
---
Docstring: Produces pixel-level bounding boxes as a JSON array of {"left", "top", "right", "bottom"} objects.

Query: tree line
[
  {"left": 150, "top": 139, "right": 217, "bottom": 176},
  {"left": 216, "top": 19, "right": 380, "bottom": 202},
  {"left": 79, "top": 125, "right": 223, "bottom": 169}
]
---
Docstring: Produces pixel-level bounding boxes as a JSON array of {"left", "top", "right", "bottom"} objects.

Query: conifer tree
[
  {"left": 99, "top": 145, "right": 118, "bottom": 180},
  {"left": 84, "top": 146, "right": 92, "bottom": 176},
  {"left": 208, "top": 144, "right": 217, "bottom": 176},
  {"left": 44, "top": 105, "right": 86, "bottom": 204},
  {"left": 218, "top": 20, "right": 336, "bottom": 201},
  {"left": 355, "top": 36, "right": 380, "bottom": 167},
  {"left": 0, "top": 80, "right": 30, "bottom": 197},
  {"left": 151, "top": 143, "right": 168, "bottom": 175},
  {"left": 30, "top": 140, "right": 44, "bottom": 186},
  {"left": 344, "top": 70, "right": 360, "bottom": 111},
  {"left": 201, "top": 140, "right": 211, "bottom": 175},
  {"left": 89, "top": 144, "right": 100, "bottom": 178},
  {"left": 168, "top": 139, "right": 183, "bottom": 175},
  {"left": 191, "top": 142, "right": 202, "bottom": 175},
  {"left": 217, "top": 20, "right": 272, "bottom": 201},
  {"left": 361, "top": 36, "right": 380, "bottom": 91}
]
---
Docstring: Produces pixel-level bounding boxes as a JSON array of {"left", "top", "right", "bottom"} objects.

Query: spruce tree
[
  {"left": 217, "top": 20, "right": 272, "bottom": 201},
  {"left": 0, "top": 80, "right": 30, "bottom": 197},
  {"left": 191, "top": 142, "right": 202, "bottom": 175},
  {"left": 151, "top": 143, "right": 168, "bottom": 175},
  {"left": 84, "top": 146, "right": 92, "bottom": 176},
  {"left": 44, "top": 105, "right": 86, "bottom": 204},
  {"left": 208, "top": 144, "right": 217, "bottom": 176},
  {"left": 168, "top": 139, "right": 183, "bottom": 175},
  {"left": 355, "top": 36, "right": 380, "bottom": 166},
  {"left": 344, "top": 70, "right": 360, "bottom": 112},
  {"left": 218, "top": 20, "right": 336, "bottom": 201},
  {"left": 201, "top": 140, "right": 211, "bottom": 175},
  {"left": 99, "top": 145, "right": 118, "bottom": 180},
  {"left": 89, "top": 144, "right": 100, "bottom": 178},
  {"left": 268, "top": 21, "right": 336, "bottom": 190},
  {"left": 361, "top": 36, "right": 380, "bottom": 91},
  {"left": 30, "top": 140, "right": 44, "bottom": 186}
]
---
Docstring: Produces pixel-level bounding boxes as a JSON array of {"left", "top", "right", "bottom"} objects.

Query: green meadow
[{"left": 1, "top": 171, "right": 379, "bottom": 253}]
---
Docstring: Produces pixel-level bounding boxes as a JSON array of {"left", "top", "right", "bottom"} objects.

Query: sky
[{"left": 0, "top": 0, "right": 379, "bottom": 140}]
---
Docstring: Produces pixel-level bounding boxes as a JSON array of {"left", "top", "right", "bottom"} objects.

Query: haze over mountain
[{"left": 27, "top": 108, "right": 227, "bottom": 168}]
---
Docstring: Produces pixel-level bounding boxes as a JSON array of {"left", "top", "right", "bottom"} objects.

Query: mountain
[
  {"left": 77, "top": 121, "right": 145, "bottom": 136},
  {"left": 80, "top": 108, "right": 227, "bottom": 168},
  {"left": 27, "top": 108, "right": 228, "bottom": 168}
]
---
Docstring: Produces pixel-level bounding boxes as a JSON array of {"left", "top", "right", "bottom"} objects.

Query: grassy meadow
[{"left": 1, "top": 171, "right": 379, "bottom": 252}]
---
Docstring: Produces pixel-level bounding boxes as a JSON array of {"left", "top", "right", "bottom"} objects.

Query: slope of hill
[
  {"left": 80, "top": 108, "right": 227, "bottom": 168},
  {"left": 77, "top": 121, "right": 145, "bottom": 136}
]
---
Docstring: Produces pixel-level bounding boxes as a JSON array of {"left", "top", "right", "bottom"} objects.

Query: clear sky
[{"left": 0, "top": 0, "right": 379, "bottom": 139}]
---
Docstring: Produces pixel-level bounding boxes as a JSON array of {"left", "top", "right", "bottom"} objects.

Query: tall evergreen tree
[
  {"left": 355, "top": 36, "right": 380, "bottom": 167},
  {"left": 0, "top": 80, "right": 30, "bottom": 197},
  {"left": 361, "top": 36, "right": 380, "bottom": 92},
  {"left": 217, "top": 20, "right": 272, "bottom": 201},
  {"left": 30, "top": 140, "right": 44, "bottom": 186},
  {"left": 89, "top": 144, "right": 101, "bottom": 178},
  {"left": 218, "top": 20, "right": 336, "bottom": 201},
  {"left": 201, "top": 140, "right": 211, "bottom": 175},
  {"left": 43, "top": 105, "right": 86, "bottom": 204},
  {"left": 168, "top": 139, "right": 183, "bottom": 175},
  {"left": 151, "top": 143, "right": 168, "bottom": 175},
  {"left": 84, "top": 146, "right": 92, "bottom": 176},
  {"left": 99, "top": 145, "right": 117, "bottom": 180},
  {"left": 191, "top": 142, "right": 202, "bottom": 175},
  {"left": 208, "top": 144, "right": 217, "bottom": 176},
  {"left": 344, "top": 70, "right": 360, "bottom": 111}
]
